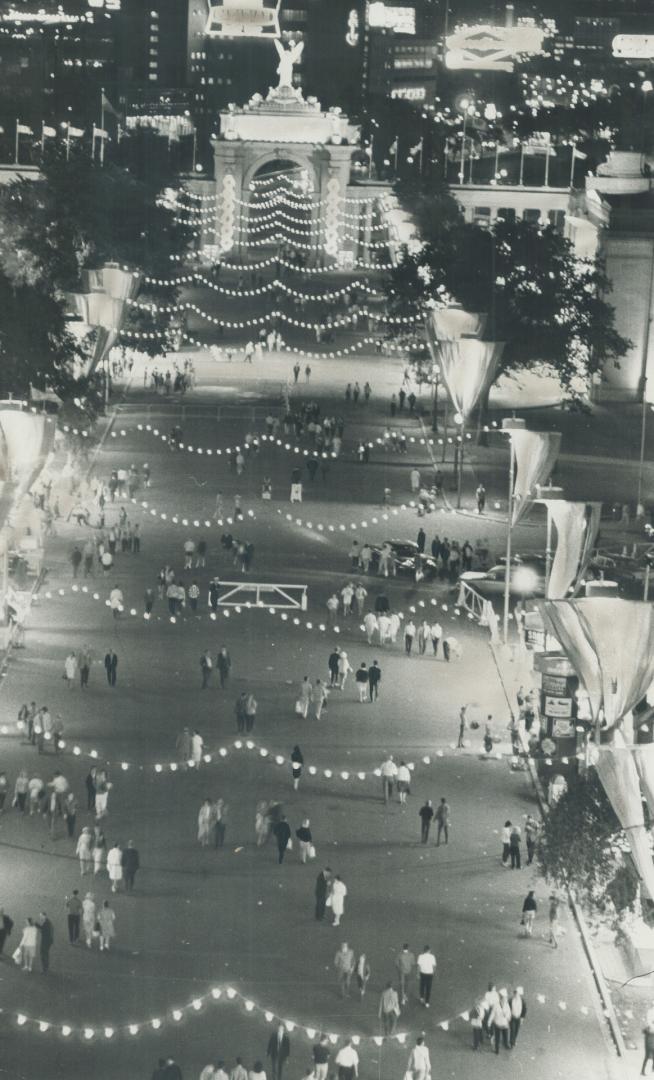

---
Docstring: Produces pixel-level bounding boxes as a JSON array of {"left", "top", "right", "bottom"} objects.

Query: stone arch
[{"left": 242, "top": 150, "right": 318, "bottom": 195}]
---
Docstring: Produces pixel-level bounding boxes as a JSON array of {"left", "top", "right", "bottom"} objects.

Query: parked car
[
  {"left": 459, "top": 561, "right": 546, "bottom": 600},
  {"left": 369, "top": 540, "right": 438, "bottom": 581}
]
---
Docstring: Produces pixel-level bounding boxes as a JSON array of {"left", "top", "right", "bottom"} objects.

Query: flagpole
[
  {"left": 369, "top": 134, "right": 374, "bottom": 179},
  {"left": 66, "top": 124, "right": 70, "bottom": 162},
  {"left": 458, "top": 112, "right": 468, "bottom": 184},
  {"left": 41, "top": 121, "right": 45, "bottom": 156},
  {"left": 92, "top": 125, "right": 96, "bottom": 163},
  {"left": 192, "top": 130, "right": 197, "bottom": 172},
  {"left": 518, "top": 142, "right": 524, "bottom": 186},
  {"left": 394, "top": 138, "right": 399, "bottom": 174},
  {"left": 494, "top": 141, "right": 499, "bottom": 181},
  {"left": 100, "top": 88, "right": 105, "bottom": 165},
  {"left": 544, "top": 141, "right": 551, "bottom": 187},
  {"left": 15, "top": 119, "right": 19, "bottom": 166}
]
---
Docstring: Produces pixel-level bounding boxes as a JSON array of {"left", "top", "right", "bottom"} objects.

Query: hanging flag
[
  {"left": 101, "top": 91, "right": 121, "bottom": 119},
  {"left": 389, "top": 138, "right": 398, "bottom": 155},
  {"left": 364, "top": 145, "right": 373, "bottom": 159},
  {"left": 409, "top": 139, "right": 423, "bottom": 156},
  {"left": 67, "top": 126, "right": 85, "bottom": 138},
  {"left": 93, "top": 126, "right": 109, "bottom": 140},
  {"left": 42, "top": 125, "right": 56, "bottom": 138},
  {"left": 523, "top": 134, "right": 557, "bottom": 157},
  {"left": 16, "top": 123, "right": 33, "bottom": 135}
]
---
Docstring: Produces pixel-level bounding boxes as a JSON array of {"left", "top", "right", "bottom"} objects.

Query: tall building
[{"left": 0, "top": 0, "right": 122, "bottom": 132}]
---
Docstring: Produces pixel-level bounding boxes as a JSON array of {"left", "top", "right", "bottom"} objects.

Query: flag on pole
[
  {"left": 410, "top": 139, "right": 423, "bottom": 156},
  {"left": 93, "top": 126, "right": 109, "bottom": 140},
  {"left": 389, "top": 138, "right": 398, "bottom": 155},
  {"left": 67, "top": 126, "right": 84, "bottom": 138},
  {"left": 17, "top": 123, "right": 33, "bottom": 135},
  {"left": 364, "top": 144, "right": 373, "bottom": 159},
  {"left": 42, "top": 125, "right": 56, "bottom": 138},
  {"left": 101, "top": 91, "right": 121, "bottom": 119}
]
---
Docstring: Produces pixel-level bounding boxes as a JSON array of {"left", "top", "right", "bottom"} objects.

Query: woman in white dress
[
  {"left": 64, "top": 652, "right": 78, "bottom": 688},
  {"left": 255, "top": 801, "right": 270, "bottom": 846},
  {"left": 82, "top": 893, "right": 97, "bottom": 948},
  {"left": 98, "top": 900, "right": 116, "bottom": 952},
  {"left": 17, "top": 918, "right": 38, "bottom": 971},
  {"left": 76, "top": 827, "right": 93, "bottom": 876},
  {"left": 197, "top": 799, "right": 215, "bottom": 847},
  {"left": 191, "top": 730, "right": 204, "bottom": 767},
  {"left": 94, "top": 771, "right": 111, "bottom": 819},
  {"left": 330, "top": 875, "right": 347, "bottom": 927},
  {"left": 106, "top": 843, "right": 123, "bottom": 893}
]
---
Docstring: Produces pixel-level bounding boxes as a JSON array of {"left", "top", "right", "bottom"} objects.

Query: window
[
  {"left": 473, "top": 206, "right": 491, "bottom": 226},
  {"left": 497, "top": 208, "right": 516, "bottom": 223},
  {"left": 523, "top": 208, "right": 540, "bottom": 224},
  {"left": 548, "top": 209, "right": 565, "bottom": 232}
]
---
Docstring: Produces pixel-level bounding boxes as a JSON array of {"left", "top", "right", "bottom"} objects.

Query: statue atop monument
[{"left": 274, "top": 39, "right": 304, "bottom": 90}]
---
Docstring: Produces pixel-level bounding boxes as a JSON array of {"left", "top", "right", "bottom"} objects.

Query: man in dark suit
[
  {"left": 37, "top": 911, "right": 53, "bottom": 973},
  {"left": 272, "top": 815, "right": 291, "bottom": 864},
  {"left": 267, "top": 1023, "right": 290, "bottom": 1080},
  {"left": 315, "top": 867, "right": 332, "bottom": 920},
  {"left": 104, "top": 650, "right": 118, "bottom": 687},
  {"left": 121, "top": 840, "right": 140, "bottom": 891}
]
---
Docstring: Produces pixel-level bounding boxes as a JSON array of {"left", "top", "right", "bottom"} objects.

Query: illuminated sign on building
[
  {"left": 204, "top": 0, "right": 280, "bottom": 39},
  {"left": 445, "top": 23, "right": 544, "bottom": 71},
  {"left": 612, "top": 34, "right": 654, "bottom": 59},
  {"left": 345, "top": 8, "right": 359, "bottom": 46},
  {"left": 368, "top": 3, "right": 416, "bottom": 35},
  {"left": 390, "top": 86, "right": 426, "bottom": 100}
]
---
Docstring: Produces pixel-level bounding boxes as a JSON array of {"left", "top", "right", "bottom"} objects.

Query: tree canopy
[
  {"left": 537, "top": 769, "right": 639, "bottom": 921},
  {"left": 0, "top": 138, "right": 191, "bottom": 405},
  {"left": 383, "top": 184, "right": 630, "bottom": 402}
]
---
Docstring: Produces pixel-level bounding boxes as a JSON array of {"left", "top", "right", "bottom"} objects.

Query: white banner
[
  {"left": 0, "top": 410, "right": 56, "bottom": 528},
  {"left": 205, "top": 0, "right": 280, "bottom": 38},
  {"left": 427, "top": 307, "right": 486, "bottom": 341},
  {"left": 596, "top": 747, "right": 654, "bottom": 901},
  {"left": 511, "top": 430, "right": 561, "bottom": 526},
  {"left": 541, "top": 599, "right": 654, "bottom": 731},
  {"left": 425, "top": 332, "right": 505, "bottom": 421},
  {"left": 539, "top": 500, "right": 602, "bottom": 599},
  {"left": 633, "top": 745, "right": 654, "bottom": 821}
]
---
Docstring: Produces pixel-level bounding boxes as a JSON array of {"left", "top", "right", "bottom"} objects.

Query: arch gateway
[{"left": 207, "top": 80, "right": 367, "bottom": 266}]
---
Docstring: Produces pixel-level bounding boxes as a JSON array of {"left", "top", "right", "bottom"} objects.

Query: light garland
[
  {"left": 5, "top": 976, "right": 585, "bottom": 1045},
  {"left": 167, "top": 251, "right": 395, "bottom": 273},
  {"left": 175, "top": 197, "right": 389, "bottom": 231},
  {"left": 171, "top": 274, "right": 381, "bottom": 302},
  {"left": 125, "top": 298, "right": 417, "bottom": 333},
  {"left": 119, "top": 327, "right": 406, "bottom": 360},
  {"left": 143, "top": 264, "right": 382, "bottom": 291}
]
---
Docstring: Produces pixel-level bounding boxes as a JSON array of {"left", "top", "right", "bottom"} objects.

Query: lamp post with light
[{"left": 456, "top": 95, "right": 475, "bottom": 184}]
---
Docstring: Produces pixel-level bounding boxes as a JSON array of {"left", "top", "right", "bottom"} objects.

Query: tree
[
  {"left": 537, "top": 770, "right": 639, "bottom": 921},
  {"left": 0, "top": 140, "right": 191, "bottom": 403},
  {"left": 383, "top": 203, "right": 630, "bottom": 404}
]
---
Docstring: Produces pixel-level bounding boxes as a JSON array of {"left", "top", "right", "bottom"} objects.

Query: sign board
[
  {"left": 445, "top": 23, "right": 544, "bottom": 71},
  {"left": 544, "top": 696, "right": 573, "bottom": 718},
  {"left": 612, "top": 34, "right": 654, "bottom": 59},
  {"left": 390, "top": 86, "right": 426, "bottom": 101},
  {"left": 542, "top": 673, "right": 568, "bottom": 696},
  {"left": 368, "top": 3, "right": 416, "bottom": 34},
  {"left": 552, "top": 718, "right": 576, "bottom": 738},
  {"left": 205, "top": 0, "right": 280, "bottom": 39}
]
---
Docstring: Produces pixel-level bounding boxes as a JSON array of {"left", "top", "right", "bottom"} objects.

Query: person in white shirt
[
  {"left": 334, "top": 1039, "right": 358, "bottom": 1080},
  {"left": 430, "top": 622, "right": 442, "bottom": 656},
  {"left": 416, "top": 946, "right": 437, "bottom": 1007},
  {"left": 109, "top": 586, "right": 123, "bottom": 618},
  {"left": 396, "top": 761, "right": 411, "bottom": 806},
  {"left": 330, "top": 875, "right": 347, "bottom": 927},
  {"left": 407, "top": 1035, "right": 431, "bottom": 1080},
  {"left": 404, "top": 620, "right": 416, "bottom": 655},
  {"left": 380, "top": 755, "right": 398, "bottom": 804},
  {"left": 191, "top": 730, "right": 204, "bottom": 766}
]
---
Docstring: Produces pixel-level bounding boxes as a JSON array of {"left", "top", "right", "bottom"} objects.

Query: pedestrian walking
[
  {"left": 315, "top": 866, "right": 332, "bottom": 920},
  {"left": 417, "top": 946, "right": 436, "bottom": 1007},
  {"left": 65, "top": 890, "right": 82, "bottom": 944},
  {"left": 521, "top": 890, "right": 537, "bottom": 936},
  {"left": 198, "top": 799, "right": 215, "bottom": 847},
  {"left": 548, "top": 894, "right": 561, "bottom": 948},
  {"left": 217, "top": 647, "right": 231, "bottom": 688},
  {"left": 407, "top": 1037, "right": 430, "bottom": 1080},
  {"left": 328, "top": 649, "right": 340, "bottom": 687},
  {"left": 104, "top": 649, "right": 118, "bottom": 687},
  {"left": 476, "top": 483, "right": 486, "bottom": 514},
  {"left": 379, "top": 982, "right": 400, "bottom": 1035},
  {"left": 314, "top": 679, "right": 329, "bottom": 720},
  {"left": 457, "top": 705, "right": 467, "bottom": 748},
  {"left": 330, "top": 874, "right": 347, "bottom": 927},
  {"left": 267, "top": 1024, "right": 290, "bottom": 1080},
  {"left": 17, "top": 918, "right": 38, "bottom": 972},
  {"left": 501, "top": 820, "right": 512, "bottom": 865},
  {"left": 490, "top": 990, "right": 511, "bottom": 1053},
  {"left": 122, "top": 840, "right": 140, "bottom": 891},
  {"left": 291, "top": 745, "right": 303, "bottom": 790},
  {"left": 64, "top": 651, "right": 78, "bottom": 688},
  {"left": 337, "top": 651, "right": 352, "bottom": 690},
  {"left": 76, "top": 827, "right": 93, "bottom": 875},
  {"left": 355, "top": 662, "right": 368, "bottom": 703},
  {"left": 313, "top": 1037, "right": 330, "bottom": 1080},
  {"left": 380, "top": 755, "right": 398, "bottom": 803},
  {"left": 244, "top": 692, "right": 257, "bottom": 732},
  {"left": 295, "top": 818, "right": 313, "bottom": 863},
  {"left": 525, "top": 814, "right": 539, "bottom": 865},
  {"left": 368, "top": 660, "right": 381, "bottom": 701},
  {"left": 297, "top": 676, "right": 313, "bottom": 718},
  {"left": 200, "top": 650, "right": 213, "bottom": 688},
  {"left": 404, "top": 620, "right": 416, "bottom": 655},
  {"left": 419, "top": 800, "right": 434, "bottom": 844},
  {"left": 64, "top": 792, "right": 77, "bottom": 838},
  {"left": 335, "top": 1040, "right": 358, "bottom": 1080},
  {"left": 509, "top": 822, "right": 522, "bottom": 868},
  {"left": 255, "top": 802, "right": 270, "bottom": 847},
  {"left": 509, "top": 987, "right": 527, "bottom": 1046},
  {"left": 107, "top": 843, "right": 123, "bottom": 893},
  {"left": 396, "top": 761, "right": 411, "bottom": 806},
  {"left": 334, "top": 941, "right": 356, "bottom": 997},
  {"left": 82, "top": 893, "right": 96, "bottom": 948},
  {"left": 273, "top": 815, "right": 292, "bottom": 864},
  {"left": 435, "top": 797, "right": 450, "bottom": 845},
  {"left": 98, "top": 900, "right": 116, "bottom": 952},
  {"left": 0, "top": 907, "right": 13, "bottom": 956},
  {"left": 642, "top": 1022, "right": 654, "bottom": 1076},
  {"left": 396, "top": 944, "right": 415, "bottom": 1005}
]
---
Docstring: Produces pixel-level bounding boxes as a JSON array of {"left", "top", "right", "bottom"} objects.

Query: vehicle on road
[
  {"left": 370, "top": 540, "right": 438, "bottom": 581},
  {"left": 459, "top": 558, "right": 546, "bottom": 600}
]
